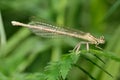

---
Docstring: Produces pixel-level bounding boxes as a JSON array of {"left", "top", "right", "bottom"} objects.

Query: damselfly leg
[{"left": 73, "top": 42, "right": 90, "bottom": 54}]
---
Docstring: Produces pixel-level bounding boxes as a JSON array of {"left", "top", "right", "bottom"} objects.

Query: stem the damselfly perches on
[{"left": 11, "top": 21, "right": 105, "bottom": 54}]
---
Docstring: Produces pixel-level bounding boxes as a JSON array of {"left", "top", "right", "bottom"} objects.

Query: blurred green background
[{"left": 0, "top": 0, "right": 120, "bottom": 80}]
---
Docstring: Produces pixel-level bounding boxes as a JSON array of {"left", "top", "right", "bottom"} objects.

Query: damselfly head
[{"left": 98, "top": 36, "right": 105, "bottom": 44}]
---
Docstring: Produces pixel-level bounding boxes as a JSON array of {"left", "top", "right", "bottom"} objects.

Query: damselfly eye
[
  {"left": 100, "top": 36, "right": 104, "bottom": 39},
  {"left": 99, "top": 36, "right": 105, "bottom": 44}
]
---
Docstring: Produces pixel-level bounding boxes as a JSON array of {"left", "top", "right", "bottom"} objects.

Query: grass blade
[{"left": 0, "top": 11, "right": 6, "bottom": 46}]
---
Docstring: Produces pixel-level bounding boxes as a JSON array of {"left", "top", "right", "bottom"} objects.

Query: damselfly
[{"left": 11, "top": 21, "right": 105, "bottom": 54}]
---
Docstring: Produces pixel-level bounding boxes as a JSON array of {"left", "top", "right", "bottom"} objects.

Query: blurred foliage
[{"left": 0, "top": 0, "right": 120, "bottom": 80}]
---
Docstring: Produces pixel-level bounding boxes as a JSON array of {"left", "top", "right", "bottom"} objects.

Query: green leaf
[
  {"left": 74, "top": 64, "right": 96, "bottom": 80},
  {"left": 45, "top": 62, "right": 60, "bottom": 80},
  {"left": 59, "top": 52, "right": 80, "bottom": 79},
  {"left": 89, "top": 49, "right": 120, "bottom": 62},
  {"left": 44, "top": 51, "right": 80, "bottom": 80}
]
